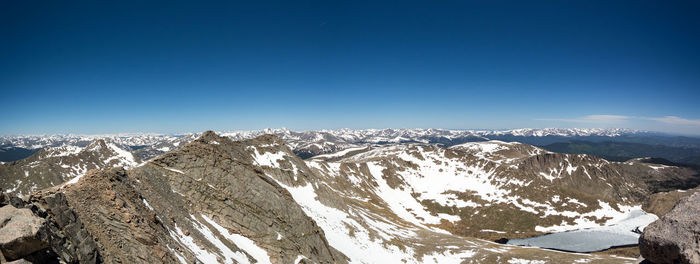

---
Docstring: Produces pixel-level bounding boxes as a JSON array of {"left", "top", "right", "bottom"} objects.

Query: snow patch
[
  {"left": 164, "top": 167, "right": 185, "bottom": 174},
  {"left": 201, "top": 215, "right": 271, "bottom": 264},
  {"left": 250, "top": 146, "right": 287, "bottom": 168}
]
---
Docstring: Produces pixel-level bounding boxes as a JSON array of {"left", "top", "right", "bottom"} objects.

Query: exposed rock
[
  {"left": 0, "top": 192, "right": 8, "bottom": 206},
  {"left": 0, "top": 192, "right": 27, "bottom": 209},
  {"left": 640, "top": 191, "right": 700, "bottom": 264},
  {"left": 32, "top": 168, "right": 174, "bottom": 264},
  {"left": 133, "top": 130, "right": 348, "bottom": 263},
  {"left": 0, "top": 205, "right": 48, "bottom": 261},
  {"left": 4, "top": 248, "right": 61, "bottom": 264},
  {"left": 29, "top": 192, "right": 101, "bottom": 264}
]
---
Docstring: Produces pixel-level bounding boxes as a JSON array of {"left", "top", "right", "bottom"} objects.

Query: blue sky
[{"left": 1, "top": 1, "right": 699, "bottom": 135}]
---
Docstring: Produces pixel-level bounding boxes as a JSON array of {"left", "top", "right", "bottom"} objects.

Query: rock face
[
  {"left": 32, "top": 168, "right": 181, "bottom": 263},
  {"left": 0, "top": 205, "right": 48, "bottom": 260},
  {"left": 32, "top": 192, "right": 102, "bottom": 264},
  {"left": 132, "top": 131, "right": 347, "bottom": 263},
  {"left": 640, "top": 191, "right": 700, "bottom": 264}
]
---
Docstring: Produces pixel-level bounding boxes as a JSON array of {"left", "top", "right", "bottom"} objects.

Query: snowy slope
[{"left": 243, "top": 136, "right": 640, "bottom": 264}]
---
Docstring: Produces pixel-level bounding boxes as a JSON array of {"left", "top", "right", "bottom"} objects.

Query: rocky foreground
[{"left": 640, "top": 190, "right": 700, "bottom": 264}]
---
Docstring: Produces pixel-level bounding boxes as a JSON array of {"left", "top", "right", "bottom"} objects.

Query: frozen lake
[{"left": 507, "top": 209, "right": 658, "bottom": 252}]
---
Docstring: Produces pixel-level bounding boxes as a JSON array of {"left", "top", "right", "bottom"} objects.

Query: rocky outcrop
[
  {"left": 30, "top": 192, "right": 102, "bottom": 264},
  {"left": 132, "top": 130, "right": 348, "bottom": 263},
  {"left": 33, "top": 168, "right": 182, "bottom": 263},
  {"left": 640, "top": 191, "right": 700, "bottom": 264},
  {"left": 0, "top": 205, "right": 48, "bottom": 261}
]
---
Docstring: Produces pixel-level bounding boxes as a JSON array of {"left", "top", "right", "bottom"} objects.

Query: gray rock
[
  {"left": 29, "top": 192, "right": 101, "bottom": 264},
  {"left": 0, "top": 192, "right": 9, "bottom": 207},
  {"left": 0, "top": 205, "right": 48, "bottom": 260},
  {"left": 133, "top": 131, "right": 348, "bottom": 263},
  {"left": 640, "top": 191, "right": 700, "bottom": 264}
]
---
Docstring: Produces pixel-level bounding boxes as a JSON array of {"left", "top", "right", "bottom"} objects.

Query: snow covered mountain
[
  {"left": 0, "top": 139, "right": 138, "bottom": 195},
  {"left": 0, "top": 128, "right": 646, "bottom": 162}
]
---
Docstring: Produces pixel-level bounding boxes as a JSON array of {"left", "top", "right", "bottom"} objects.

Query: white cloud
[
  {"left": 581, "top": 115, "right": 631, "bottom": 122},
  {"left": 538, "top": 115, "right": 700, "bottom": 129},
  {"left": 643, "top": 116, "right": 700, "bottom": 126},
  {"left": 537, "top": 115, "right": 631, "bottom": 123}
]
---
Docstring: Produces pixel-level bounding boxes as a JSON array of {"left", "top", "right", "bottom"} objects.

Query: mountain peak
[
  {"left": 201, "top": 130, "right": 218, "bottom": 138},
  {"left": 254, "top": 133, "right": 284, "bottom": 145},
  {"left": 84, "top": 139, "right": 108, "bottom": 151},
  {"left": 195, "top": 130, "right": 225, "bottom": 145}
]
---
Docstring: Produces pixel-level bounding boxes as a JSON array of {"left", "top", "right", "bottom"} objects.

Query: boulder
[
  {"left": 640, "top": 191, "right": 700, "bottom": 264},
  {"left": 0, "top": 205, "right": 49, "bottom": 260}
]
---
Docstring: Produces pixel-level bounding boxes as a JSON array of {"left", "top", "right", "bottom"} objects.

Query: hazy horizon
[{"left": 3, "top": 127, "right": 700, "bottom": 138}]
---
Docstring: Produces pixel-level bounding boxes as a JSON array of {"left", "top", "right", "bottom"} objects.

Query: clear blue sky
[{"left": 2, "top": 0, "right": 699, "bottom": 135}]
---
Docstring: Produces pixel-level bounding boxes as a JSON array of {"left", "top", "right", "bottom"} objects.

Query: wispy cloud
[
  {"left": 537, "top": 115, "right": 631, "bottom": 123},
  {"left": 642, "top": 116, "right": 700, "bottom": 126},
  {"left": 538, "top": 115, "right": 700, "bottom": 126}
]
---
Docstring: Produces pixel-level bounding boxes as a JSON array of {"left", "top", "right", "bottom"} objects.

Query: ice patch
[
  {"left": 510, "top": 209, "right": 658, "bottom": 252},
  {"left": 535, "top": 203, "right": 654, "bottom": 233}
]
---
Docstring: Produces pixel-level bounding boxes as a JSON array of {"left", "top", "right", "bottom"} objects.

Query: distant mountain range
[
  {"left": 542, "top": 141, "right": 700, "bottom": 167},
  {"left": 2, "top": 128, "right": 699, "bottom": 163}
]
